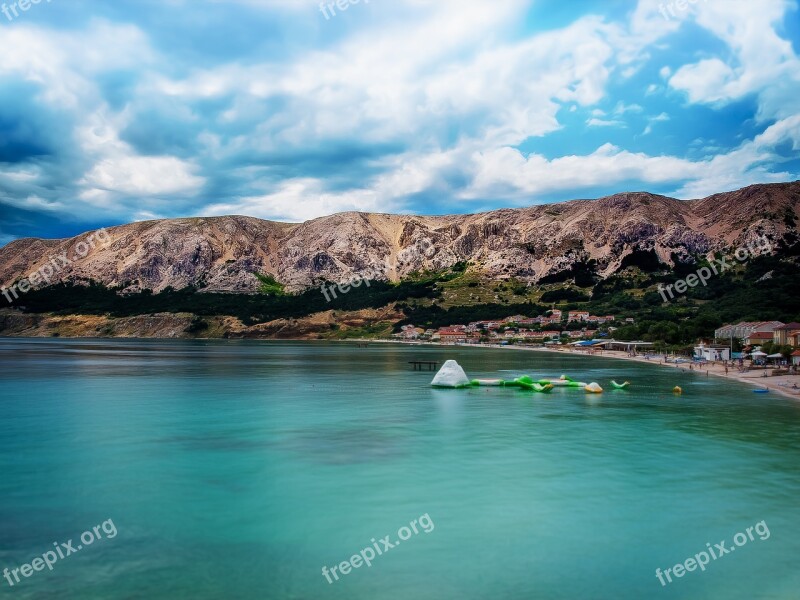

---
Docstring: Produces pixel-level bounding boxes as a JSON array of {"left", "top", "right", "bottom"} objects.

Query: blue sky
[{"left": 0, "top": 0, "right": 799, "bottom": 243}]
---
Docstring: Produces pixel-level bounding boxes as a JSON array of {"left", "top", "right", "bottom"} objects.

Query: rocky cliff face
[{"left": 1, "top": 182, "right": 798, "bottom": 294}]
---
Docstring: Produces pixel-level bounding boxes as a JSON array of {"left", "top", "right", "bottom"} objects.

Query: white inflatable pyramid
[{"left": 431, "top": 360, "right": 471, "bottom": 388}]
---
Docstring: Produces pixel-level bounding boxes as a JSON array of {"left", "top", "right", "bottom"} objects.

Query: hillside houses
[{"left": 397, "top": 309, "right": 620, "bottom": 346}]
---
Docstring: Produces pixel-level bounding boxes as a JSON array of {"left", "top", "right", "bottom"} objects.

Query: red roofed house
[
  {"left": 438, "top": 328, "right": 467, "bottom": 344},
  {"left": 745, "top": 331, "right": 775, "bottom": 346},
  {"left": 539, "top": 331, "right": 562, "bottom": 340},
  {"left": 568, "top": 311, "right": 590, "bottom": 322}
]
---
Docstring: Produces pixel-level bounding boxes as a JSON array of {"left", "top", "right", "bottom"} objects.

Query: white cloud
[
  {"left": 203, "top": 178, "right": 391, "bottom": 222},
  {"left": 587, "top": 118, "right": 625, "bottom": 127},
  {"left": 667, "top": 0, "right": 800, "bottom": 121},
  {"left": 81, "top": 156, "right": 204, "bottom": 198},
  {"left": 1, "top": 0, "right": 798, "bottom": 230}
]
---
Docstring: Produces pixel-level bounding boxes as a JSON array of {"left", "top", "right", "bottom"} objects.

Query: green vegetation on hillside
[
  {"left": 396, "top": 301, "right": 548, "bottom": 330},
  {"left": 10, "top": 250, "right": 800, "bottom": 345},
  {"left": 16, "top": 279, "right": 439, "bottom": 326},
  {"left": 253, "top": 273, "right": 286, "bottom": 296}
]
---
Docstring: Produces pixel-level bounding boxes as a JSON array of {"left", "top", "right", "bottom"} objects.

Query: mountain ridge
[{"left": 2, "top": 181, "right": 799, "bottom": 295}]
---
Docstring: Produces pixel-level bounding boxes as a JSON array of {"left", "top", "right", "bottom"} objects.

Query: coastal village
[
  {"left": 396, "top": 309, "right": 624, "bottom": 345},
  {"left": 395, "top": 312, "right": 800, "bottom": 370}
]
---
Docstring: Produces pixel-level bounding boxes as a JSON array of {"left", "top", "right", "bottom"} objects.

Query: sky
[{"left": 0, "top": 0, "right": 799, "bottom": 243}]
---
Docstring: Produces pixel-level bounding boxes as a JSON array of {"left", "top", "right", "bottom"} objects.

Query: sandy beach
[{"left": 563, "top": 347, "right": 800, "bottom": 401}]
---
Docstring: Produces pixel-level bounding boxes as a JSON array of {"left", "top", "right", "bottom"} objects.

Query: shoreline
[
  {"left": 353, "top": 339, "right": 800, "bottom": 401},
  {"left": 3, "top": 334, "right": 798, "bottom": 401}
]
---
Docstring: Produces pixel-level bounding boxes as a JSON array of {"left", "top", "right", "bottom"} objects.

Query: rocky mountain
[{"left": 1, "top": 181, "right": 798, "bottom": 295}]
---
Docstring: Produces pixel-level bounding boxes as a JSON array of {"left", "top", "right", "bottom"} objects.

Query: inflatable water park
[{"left": 430, "top": 360, "right": 632, "bottom": 394}]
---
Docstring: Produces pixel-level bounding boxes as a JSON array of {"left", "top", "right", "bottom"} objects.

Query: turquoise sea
[{"left": 1, "top": 339, "right": 799, "bottom": 599}]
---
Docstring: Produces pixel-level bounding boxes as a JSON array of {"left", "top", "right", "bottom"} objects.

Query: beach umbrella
[{"left": 751, "top": 351, "right": 767, "bottom": 357}]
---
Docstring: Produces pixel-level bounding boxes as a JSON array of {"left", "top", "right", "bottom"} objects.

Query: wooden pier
[{"left": 409, "top": 360, "right": 439, "bottom": 371}]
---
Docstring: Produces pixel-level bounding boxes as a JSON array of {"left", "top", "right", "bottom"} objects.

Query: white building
[{"left": 694, "top": 344, "right": 730, "bottom": 361}]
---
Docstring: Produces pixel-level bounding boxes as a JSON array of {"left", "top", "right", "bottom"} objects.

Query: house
[
  {"left": 473, "top": 320, "right": 502, "bottom": 331},
  {"left": 518, "top": 318, "right": 541, "bottom": 326},
  {"left": 503, "top": 315, "right": 528, "bottom": 323},
  {"left": 694, "top": 344, "right": 731, "bottom": 361},
  {"left": 715, "top": 321, "right": 784, "bottom": 340},
  {"left": 774, "top": 323, "right": 800, "bottom": 346},
  {"left": 550, "top": 309, "right": 562, "bottom": 319},
  {"left": 464, "top": 333, "right": 481, "bottom": 344},
  {"left": 792, "top": 350, "right": 800, "bottom": 366},
  {"left": 539, "top": 330, "right": 562, "bottom": 340},
  {"left": 587, "top": 315, "right": 615, "bottom": 324},
  {"left": 744, "top": 331, "right": 774, "bottom": 346},
  {"left": 400, "top": 324, "right": 423, "bottom": 339},
  {"left": 568, "top": 311, "right": 590, "bottom": 322},
  {"left": 567, "top": 330, "right": 596, "bottom": 339},
  {"left": 438, "top": 328, "right": 467, "bottom": 344},
  {"left": 517, "top": 331, "right": 542, "bottom": 340},
  {"left": 624, "top": 318, "right": 635, "bottom": 323}
]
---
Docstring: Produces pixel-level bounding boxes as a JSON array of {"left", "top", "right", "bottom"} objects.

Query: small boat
[{"left": 753, "top": 389, "right": 769, "bottom": 394}]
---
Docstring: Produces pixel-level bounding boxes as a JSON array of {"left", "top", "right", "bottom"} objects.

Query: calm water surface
[{"left": 1, "top": 339, "right": 799, "bottom": 599}]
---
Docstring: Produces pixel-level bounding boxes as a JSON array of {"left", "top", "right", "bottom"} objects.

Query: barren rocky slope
[{"left": 1, "top": 181, "right": 798, "bottom": 294}]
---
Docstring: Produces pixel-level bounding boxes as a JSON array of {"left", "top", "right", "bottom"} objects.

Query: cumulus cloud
[{"left": 0, "top": 0, "right": 798, "bottom": 241}]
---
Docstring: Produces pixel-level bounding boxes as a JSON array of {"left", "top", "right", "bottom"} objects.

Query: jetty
[{"left": 409, "top": 360, "right": 439, "bottom": 371}]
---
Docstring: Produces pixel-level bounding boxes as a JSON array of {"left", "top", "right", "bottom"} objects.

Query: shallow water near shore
[{"left": 1, "top": 339, "right": 799, "bottom": 599}]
